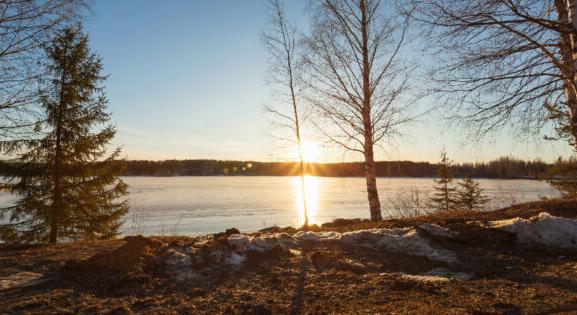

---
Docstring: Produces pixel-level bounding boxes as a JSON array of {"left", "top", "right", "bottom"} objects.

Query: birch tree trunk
[
  {"left": 363, "top": 138, "right": 382, "bottom": 220},
  {"left": 262, "top": 0, "right": 309, "bottom": 226},
  {"left": 556, "top": 0, "right": 577, "bottom": 154},
  {"left": 360, "top": 0, "right": 382, "bottom": 221},
  {"left": 567, "top": 0, "right": 577, "bottom": 153},
  {"left": 305, "top": 0, "right": 410, "bottom": 222}
]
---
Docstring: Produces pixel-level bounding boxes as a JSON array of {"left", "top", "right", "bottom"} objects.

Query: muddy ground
[{"left": 1, "top": 199, "right": 577, "bottom": 314}]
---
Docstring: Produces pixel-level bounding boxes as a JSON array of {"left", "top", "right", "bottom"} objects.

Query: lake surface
[
  {"left": 0, "top": 176, "right": 557, "bottom": 236},
  {"left": 122, "top": 176, "right": 556, "bottom": 235}
]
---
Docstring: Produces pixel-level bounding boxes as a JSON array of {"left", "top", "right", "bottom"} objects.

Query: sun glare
[
  {"left": 295, "top": 175, "right": 320, "bottom": 226},
  {"left": 300, "top": 140, "right": 321, "bottom": 163}
]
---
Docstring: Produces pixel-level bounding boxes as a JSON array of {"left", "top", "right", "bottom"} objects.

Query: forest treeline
[{"left": 123, "top": 157, "right": 550, "bottom": 179}]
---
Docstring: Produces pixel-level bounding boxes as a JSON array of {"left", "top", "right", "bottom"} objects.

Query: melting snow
[
  {"left": 0, "top": 272, "right": 47, "bottom": 290},
  {"left": 422, "top": 267, "right": 474, "bottom": 280},
  {"left": 340, "top": 228, "right": 457, "bottom": 263},
  {"left": 399, "top": 268, "right": 473, "bottom": 283},
  {"left": 164, "top": 224, "right": 459, "bottom": 282},
  {"left": 227, "top": 234, "right": 250, "bottom": 252},
  {"left": 165, "top": 248, "right": 192, "bottom": 267},
  {"left": 418, "top": 223, "right": 458, "bottom": 238},
  {"left": 488, "top": 212, "right": 577, "bottom": 249},
  {"left": 227, "top": 224, "right": 457, "bottom": 264},
  {"left": 400, "top": 274, "right": 451, "bottom": 282},
  {"left": 226, "top": 252, "right": 246, "bottom": 266}
]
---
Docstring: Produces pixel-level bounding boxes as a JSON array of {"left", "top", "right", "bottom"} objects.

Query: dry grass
[{"left": 1, "top": 198, "right": 577, "bottom": 314}]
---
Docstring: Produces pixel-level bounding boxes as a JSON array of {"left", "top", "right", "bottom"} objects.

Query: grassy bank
[{"left": 1, "top": 198, "right": 577, "bottom": 314}]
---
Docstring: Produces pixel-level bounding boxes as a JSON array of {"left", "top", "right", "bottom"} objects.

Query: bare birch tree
[
  {"left": 303, "top": 0, "right": 412, "bottom": 221},
  {"left": 0, "top": 0, "right": 85, "bottom": 141},
  {"left": 263, "top": 0, "right": 310, "bottom": 226},
  {"left": 408, "top": 0, "right": 577, "bottom": 155}
]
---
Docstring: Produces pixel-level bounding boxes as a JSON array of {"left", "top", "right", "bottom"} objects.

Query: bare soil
[{"left": 1, "top": 199, "right": 577, "bottom": 314}]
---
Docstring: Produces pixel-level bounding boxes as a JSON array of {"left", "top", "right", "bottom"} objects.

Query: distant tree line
[{"left": 122, "top": 156, "right": 551, "bottom": 179}]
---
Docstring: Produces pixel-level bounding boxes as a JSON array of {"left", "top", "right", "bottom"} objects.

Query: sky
[{"left": 84, "top": 0, "right": 574, "bottom": 163}]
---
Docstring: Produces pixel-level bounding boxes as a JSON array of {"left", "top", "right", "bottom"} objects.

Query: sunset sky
[{"left": 85, "top": 0, "right": 573, "bottom": 163}]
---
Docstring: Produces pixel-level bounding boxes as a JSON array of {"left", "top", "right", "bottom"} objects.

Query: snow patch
[
  {"left": 400, "top": 268, "right": 473, "bottom": 283},
  {"left": 294, "top": 231, "right": 341, "bottom": 242},
  {"left": 226, "top": 252, "right": 246, "bottom": 266},
  {"left": 165, "top": 248, "right": 192, "bottom": 267},
  {"left": 0, "top": 272, "right": 47, "bottom": 290},
  {"left": 418, "top": 223, "right": 457, "bottom": 239},
  {"left": 163, "top": 247, "right": 202, "bottom": 281},
  {"left": 422, "top": 267, "right": 474, "bottom": 280},
  {"left": 488, "top": 212, "right": 577, "bottom": 249},
  {"left": 228, "top": 234, "right": 250, "bottom": 252},
  {"left": 401, "top": 274, "right": 450, "bottom": 282},
  {"left": 163, "top": 224, "right": 460, "bottom": 282},
  {"left": 228, "top": 225, "right": 458, "bottom": 264},
  {"left": 249, "top": 233, "right": 296, "bottom": 252},
  {"left": 340, "top": 228, "right": 458, "bottom": 264}
]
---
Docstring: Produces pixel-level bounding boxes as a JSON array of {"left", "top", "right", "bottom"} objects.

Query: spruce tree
[
  {"left": 429, "top": 149, "right": 458, "bottom": 212},
  {"left": 457, "top": 174, "right": 489, "bottom": 211},
  {"left": 0, "top": 26, "right": 128, "bottom": 244},
  {"left": 547, "top": 157, "right": 577, "bottom": 199}
]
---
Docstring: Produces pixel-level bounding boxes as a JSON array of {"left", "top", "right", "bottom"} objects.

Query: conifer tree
[
  {"left": 0, "top": 26, "right": 128, "bottom": 244},
  {"left": 547, "top": 157, "right": 577, "bottom": 199},
  {"left": 429, "top": 149, "right": 458, "bottom": 212},
  {"left": 456, "top": 174, "right": 489, "bottom": 211}
]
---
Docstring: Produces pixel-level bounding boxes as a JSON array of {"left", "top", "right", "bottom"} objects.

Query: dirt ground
[{"left": 1, "top": 199, "right": 577, "bottom": 314}]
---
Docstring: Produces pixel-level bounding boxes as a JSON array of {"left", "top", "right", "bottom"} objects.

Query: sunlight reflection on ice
[{"left": 295, "top": 175, "right": 320, "bottom": 226}]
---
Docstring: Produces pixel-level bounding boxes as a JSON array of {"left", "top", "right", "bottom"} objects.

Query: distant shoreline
[
  {"left": 120, "top": 174, "right": 543, "bottom": 180},
  {"left": 123, "top": 158, "right": 550, "bottom": 179}
]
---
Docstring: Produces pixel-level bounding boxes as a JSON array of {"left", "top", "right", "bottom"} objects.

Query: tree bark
[
  {"left": 556, "top": 0, "right": 577, "bottom": 154},
  {"left": 360, "top": 0, "right": 382, "bottom": 221},
  {"left": 50, "top": 105, "right": 62, "bottom": 243},
  {"left": 288, "top": 45, "right": 308, "bottom": 227},
  {"left": 49, "top": 52, "right": 67, "bottom": 244},
  {"left": 566, "top": 84, "right": 577, "bottom": 154},
  {"left": 363, "top": 138, "right": 382, "bottom": 221},
  {"left": 568, "top": 0, "right": 577, "bottom": 153},
  {"left": 278, "top": 0, "right": 309, "bottom": 227}
]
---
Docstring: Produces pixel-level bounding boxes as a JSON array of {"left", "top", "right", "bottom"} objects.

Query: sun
[{"left": 300, "top": 140, "right": 321, "bottom": 162}]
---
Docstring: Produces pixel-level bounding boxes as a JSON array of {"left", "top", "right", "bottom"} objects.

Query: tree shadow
[
  {"left": 507, "top": 272, "right": 577, "bottom": 293},
  {"left": 289, "top": 248, "right": 309, "bottom": 315}
]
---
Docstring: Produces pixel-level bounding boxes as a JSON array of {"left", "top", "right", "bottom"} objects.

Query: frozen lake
[{"left": 0, "top": 176, "right": 557, "bottom": 235}]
